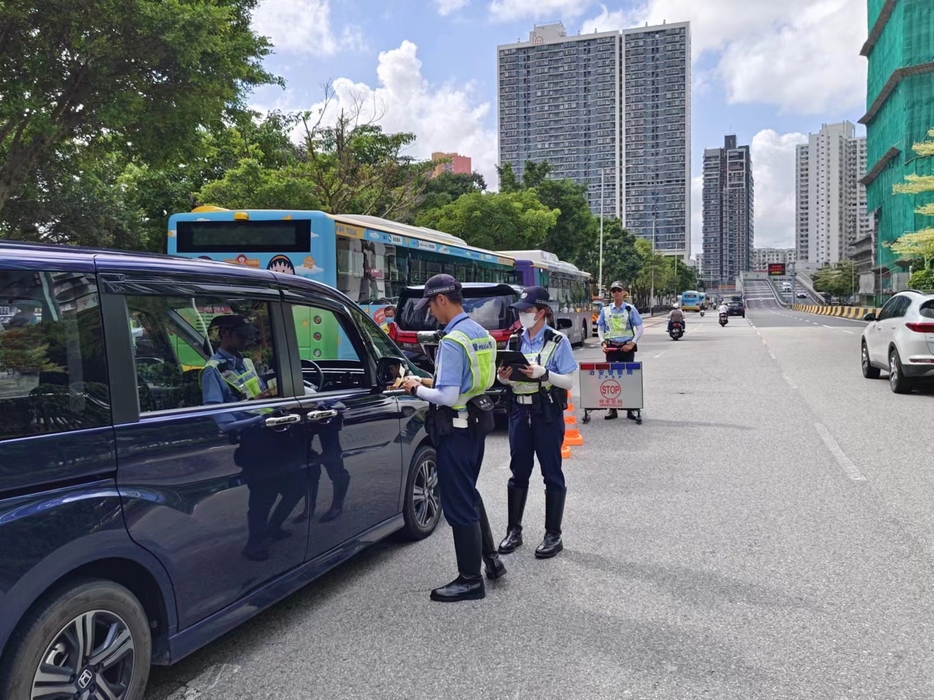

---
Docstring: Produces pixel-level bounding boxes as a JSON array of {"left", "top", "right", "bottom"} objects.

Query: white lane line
[
  {"left": 654, "top": 351, "right": 666, "bottom": 359},
  {"left": 783, "top": 373, "right": 797, "bottom": 389},
  {"left": 769, "top": 350, "right": 776, "bottom": 360},
  {"left": 823, "top": 324, "right": 833, "bottom": 329},
  {"left": 814, "top": 423, "right": 867, "bottom": 482},
  {"left": 843, "top": 330, "right": 854, "bottom": 335}
]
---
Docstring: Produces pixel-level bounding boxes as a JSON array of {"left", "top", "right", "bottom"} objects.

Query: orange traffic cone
[
  {"left": 561, "top": 444, "right": 572, "bottom": 459},
  {"left": 564, "top": 428, "right": 583, "bottom": 446},
  {"left": 567, "top": 401, "right": 575, "bottom": 411}
]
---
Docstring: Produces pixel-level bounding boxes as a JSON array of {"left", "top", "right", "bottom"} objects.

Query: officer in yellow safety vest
[
  {"left": 402, "top": 274, "right": 506, "bottom": 602},
  {"left": 597, "top": 282, "right": 644, "bottom": 420},
  {"left": 201, "top": 315, "right": 275, "bottom": 408},
  {"left": 497, "top": 286, "right": 578, "bottom": 559}
]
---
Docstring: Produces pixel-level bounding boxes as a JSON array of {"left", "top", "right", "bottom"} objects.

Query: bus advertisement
[
  {"left": 499, "top": 250, "right": 592, "bottom": 346},
  {"left": 168, "top": 208, "right": 518, "bottom": 324},
  {"left": 681, "top": 290, "right": 702, "bottom": 311}
]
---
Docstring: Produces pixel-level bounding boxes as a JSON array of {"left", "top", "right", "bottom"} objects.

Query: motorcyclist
[
  {"left": 667, "top": 303, "right": 686, "bottom": 334},
  {"left": 718, "top": 303, "right": 729, "bottom": 317}
]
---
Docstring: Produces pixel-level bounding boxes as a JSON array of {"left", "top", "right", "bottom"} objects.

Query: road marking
[
  {"left": 782, "top": 373, "right": 797, "bottom": 389},
  {"left": 166, "top": 664, "right": 241, "bottom": 700},
  {"left": 814, "top": 423, "right": 867, "bottom": 482},
  {"left": 843, "top": 330, "right": 854, "bottom": 335},
  {"left": 654, "top": 351, "right": 666, "bottom": 359},
  {"left": 823, "top": 324, "right": 833, "bottom": 329},
  {"left": 769, "top": 351, "right": 776, "bottom": 360}
]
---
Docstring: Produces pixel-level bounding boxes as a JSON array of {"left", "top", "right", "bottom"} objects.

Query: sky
[{"left": 248, "top": 0, "right": 870, "bottom": 255}]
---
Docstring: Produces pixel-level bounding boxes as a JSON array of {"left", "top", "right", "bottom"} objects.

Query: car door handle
[
  {"left": 264, "top": 414, "right": 302, "bottom": 428},
  {"left": 307, "top": 409, "right": 338, "bottom": 423}
]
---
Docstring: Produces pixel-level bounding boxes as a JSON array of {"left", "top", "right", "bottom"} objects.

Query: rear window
[
  {"left": 921, "top": 300, "right": 934, "bottom": 319},
  {"left": 397, "top": 292, "right": 519, "bottom": 332}
]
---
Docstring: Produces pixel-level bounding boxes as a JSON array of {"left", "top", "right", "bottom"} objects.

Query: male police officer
[
  {"left": 401, "top": 274, "right": 506, "bottom": 602},
  {"left": 597, "top": 282, "right": 644, "bottom": 420}
]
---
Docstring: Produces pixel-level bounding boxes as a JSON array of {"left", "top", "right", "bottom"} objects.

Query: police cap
[
  {"left": 511, "top": 286, "right": 550, "bottom": 311},
  {"left": 413, "top": 274, "right": 462, "bottom": 310}
]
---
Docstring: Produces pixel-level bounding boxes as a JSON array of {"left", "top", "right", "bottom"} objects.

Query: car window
[
  {"left": 877, "top": 297, "right": 900, "bottom": 321},
  {"left": 290, "top": 304, "right": 369, "bottom": 393},
  {"left": 126, "top": 295, "right": 280, "bottom": 413},
  {"left": 920, "top": 300, "right": 934, "bottom": 319},
  {"left": 891, "top": 296, "right": 911, "bottom": 319},
  {"left": 349, "top": 306, "right": 430, "bottom": 379},
  {"left": 0, "top": 270, "right": 110, "bottom": 440},
  {"left": 397, "top": 292, "right": 518, "bottom": 331}
]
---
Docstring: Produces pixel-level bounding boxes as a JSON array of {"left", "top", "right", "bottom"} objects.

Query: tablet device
[{"left": 496, "top": 351, "right": 536, "bottom": 382}]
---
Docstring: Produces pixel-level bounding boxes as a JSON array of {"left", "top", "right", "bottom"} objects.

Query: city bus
[
  {"left": 499, "top": 249, "right": 593, "bottom": 346},
  {"left": 167, "top": 208, "right": 519, "bottom": 325},
  {"left": 681, "top": 290, "right": 702, "bottom": 311}
]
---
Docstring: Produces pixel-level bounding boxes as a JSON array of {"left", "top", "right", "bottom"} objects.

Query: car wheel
[
  {"left": 889, "top": 348, "right": 915, "bottom": 394},
  {"left": 400, "top": 445, "right": 441, "bottom": 540},
  {"left": 861, "top": 342, "right": 881, "bottom": 379},
  {"left": 0, "top": 579, "right": 151, "bottom": 700}
]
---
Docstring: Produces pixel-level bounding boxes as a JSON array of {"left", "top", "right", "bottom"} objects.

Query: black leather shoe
[
  {"left": 476, "top": 497, "right": 506, "bottom": 579},
  {"left": 432, "top": 522, "right": 485, "bottom": 602},
  {"left": 498, "top": 486, "right": 528, "bottom": 554},
  {"left": 605, "top": 409, "right": 619, "bottom": 420},
  {"left": 535, "top": 490, "right": 566, "bottom": 559},
  {"left": 430, "top": 574, "right": 486, "bottom": 602}
]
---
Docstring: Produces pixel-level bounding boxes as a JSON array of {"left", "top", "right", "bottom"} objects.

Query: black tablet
[{"left": 496, "top": 351, "right": 536, "bottom": 382}]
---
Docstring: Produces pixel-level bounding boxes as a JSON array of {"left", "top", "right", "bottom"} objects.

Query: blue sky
[{"left": 249, "top": 0, "right": 869, "bottom": 253}]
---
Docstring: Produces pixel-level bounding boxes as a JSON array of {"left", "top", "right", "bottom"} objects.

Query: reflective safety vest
[
  {"left": 512, "top": 330, "right": 564, "bottom": 395},
  {"left": 604, "top": 304, "right": 635, "bottom": 341},
  {"left": 440, "top": 329, "right": 496, "bottom": 411},
  {"left": 200, "top": 356, "right": 263, "bottom": 401}
]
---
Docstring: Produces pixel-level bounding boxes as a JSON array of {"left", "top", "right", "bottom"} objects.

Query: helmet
[{"left": 672, "top": 303, "right": 679, "bottom": 309}]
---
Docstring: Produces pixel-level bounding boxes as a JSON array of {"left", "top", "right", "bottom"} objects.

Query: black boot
[
  {"left": 604, "top": 409, "right": 619, "bottom": 420},
  {"left": 476, "top": 497, "right": 506, "bottom": 580},
  {"left": 498, "top": 486, "right": 528, "bottom": 554},
  {"left": 535, "top": 490, "right": 566, "bottom": 559},
  {"left": 319, "top": 472, "right": 350, "bottom": 522},
  {"left": 431, "top": 522, "right": 485, "bottom": 602},
  {"left": 627, "top": 410, "right": 637, "bottom": 421}
]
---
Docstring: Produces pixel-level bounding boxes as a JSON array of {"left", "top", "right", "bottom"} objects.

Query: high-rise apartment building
[
  {"left": 497, "top": 21, "right": 691, "bottom": 259},
  {"left": 795, "top": 122, "right": 870, "bottom": 266},
  {"left": 431, "top": 152, "right": 472, "bottom": 177},
  {"left": 861, "top": 0, "right": 934, "bottom": 296},
  {"left": 752, "top": 247, "right": 796, "bottom": 271},
  {"left": 702, "top": 135, "right": 754, "bottom": 287}
]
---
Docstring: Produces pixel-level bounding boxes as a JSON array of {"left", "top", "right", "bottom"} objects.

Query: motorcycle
[
  {"left": 719, "top": 313, "right": 728, "bottom": 327},
  {"left": 699, "top": 309, "right": 705, "bottom": 317},
  {"left": 669, "top": 321, "right": 684, "bottom": 340}
]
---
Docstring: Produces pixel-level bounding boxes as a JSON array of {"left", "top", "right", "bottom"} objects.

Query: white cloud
[
  {"left": 436, "top": 0, "right": 470, "bottom": 15},
  {"left": 252, "top": 0, "right": 363, "bottom": 56},
  {"left": 582, "top": 0, "right": 867, "bottom": 114},
  {"left": 580, "top": 4, "right": 640, "bottom": 35},
  {"left": 489, "top": 0, "right": 594, "bottom": 23},
  {"left": 305, "top": 41, "right": 498, "bottom": 186},
  {"left": 749, "top": 129, "right": 808, "bottom": 248}
]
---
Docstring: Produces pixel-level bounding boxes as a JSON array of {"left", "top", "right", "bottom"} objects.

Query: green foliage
[
  {"left": 890, "top": 229, "right": 934, "bottom": 269},
  {"left": 812, "top": 261, "right": 858, "bottom": 298},
  {"left": 415, "top": 190, "right": 559, "bottom": 251},
  {"left": 0, "top": 0, "right": 277, "bottom": 215},
  {"left": 578, "top": 218, "right": 641, "bottom": 292},
  {"left": 414, "top": 171, "right": 487, "bottom": 216},
  {"left": 909, "top": 267, "right": 934, "bottom": 290}
]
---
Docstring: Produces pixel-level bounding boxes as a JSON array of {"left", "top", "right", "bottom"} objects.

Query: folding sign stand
[{"left": 579, "top": 362, "right": 644, "bottom": 425}]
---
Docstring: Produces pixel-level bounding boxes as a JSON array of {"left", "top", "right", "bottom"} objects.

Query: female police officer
[{"left": 496, "top": 286, "right": 577, "bottom": 559}]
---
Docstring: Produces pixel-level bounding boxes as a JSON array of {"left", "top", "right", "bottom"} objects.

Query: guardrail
[{"left": 793, "top": 304, "right": 880, "bottom": 319}]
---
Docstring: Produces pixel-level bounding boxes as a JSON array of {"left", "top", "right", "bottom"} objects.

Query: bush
[{"left": 908, "top": 268, "right": 934, "bottom": 290}]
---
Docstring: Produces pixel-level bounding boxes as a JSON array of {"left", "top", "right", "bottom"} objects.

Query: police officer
[
  {"left": 597, "top": 282, "right": 644, "bottom": 420},
  {"left": 496, "top": 287, "right": 577, "bottom": 559},
  {"left": 401, "top": 274, "right": 506, "bottom": 602}
]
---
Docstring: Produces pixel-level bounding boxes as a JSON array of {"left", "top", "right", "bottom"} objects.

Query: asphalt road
[{"left": 145, "top": 309, "right": 934, "bottom": 700}]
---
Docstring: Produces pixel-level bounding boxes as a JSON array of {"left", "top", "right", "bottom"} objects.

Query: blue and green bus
[
  {"left": 681, "top": 290, "right": 702, "bottom": 312},
  {"left": 167, "top": 208, "right": 519, "bottom": 324}
]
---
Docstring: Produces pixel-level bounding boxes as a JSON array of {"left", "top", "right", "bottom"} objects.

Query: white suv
[{"left": 861, "top": 290, "right": 934, "bottom": 393}]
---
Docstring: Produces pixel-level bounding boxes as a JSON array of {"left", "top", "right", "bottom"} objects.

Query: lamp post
[
  {"left": 650, "top": 216, "right": 657, "bottom": 310},
  {"left": 599, "top": 169, "right": 604, "bottom": 297}
]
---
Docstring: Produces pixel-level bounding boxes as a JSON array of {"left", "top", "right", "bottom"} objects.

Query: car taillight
[{"left": 906, "top": 322, "right": 934, "bottom": 333}]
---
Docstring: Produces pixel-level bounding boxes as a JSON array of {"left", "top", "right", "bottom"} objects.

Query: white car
[
  {"left": 796, "top": 292, "right": 808, "bottom": 299},
  {"left": 861, "top": 290, "right": 934, "bottom": 393}
]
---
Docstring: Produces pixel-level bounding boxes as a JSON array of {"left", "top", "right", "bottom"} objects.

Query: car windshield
[{"left": 397, "top": 291, "right": 519, "bottom": 332}]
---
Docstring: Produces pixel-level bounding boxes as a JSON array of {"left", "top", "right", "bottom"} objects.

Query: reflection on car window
[
  {"left": 0, "top": 270, "right": 110, "bottom": 441},
  {"left": 291, "top": 304, "right": 369, "bottom": 393},
  {"left": 398, "top": 293, "right": 518, "bottom": 332},
  {"left": 126, "top": 295, "right": 277, "bottom": 413}
]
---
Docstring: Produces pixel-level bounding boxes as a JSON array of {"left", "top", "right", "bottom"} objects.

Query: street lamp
[
  {"left": 599, "top": 169, "right": 605, "bottom": 297},
  {"left": 650, "top": 215, "right": 657, "bottom": 309}
]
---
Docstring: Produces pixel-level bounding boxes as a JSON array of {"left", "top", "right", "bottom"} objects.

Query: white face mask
[{"left": 519, "top": 311, "right": 539, "bottom": 329}]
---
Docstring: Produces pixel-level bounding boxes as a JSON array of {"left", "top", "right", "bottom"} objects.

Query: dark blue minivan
[{"left": 0, "top": 242, "right": 440, "bottom": 699}]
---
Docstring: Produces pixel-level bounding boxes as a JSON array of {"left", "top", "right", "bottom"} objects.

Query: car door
[
  {"left": 100, "top": 267, "right": 310, "bottom": 630},
  {"left": 870, "top": 296, "right": 907, "bottom": 362},
  {"left": 279, "top": 285, "right": 403, "bottom": 561}
]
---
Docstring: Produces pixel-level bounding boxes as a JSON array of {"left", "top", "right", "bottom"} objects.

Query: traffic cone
[
  {"left": 564, "top": 428, "right": 583, "bottom": 446},
  {"left": 567, "top": 401, "right": 575, "bottom": 411},
  {"left": 561, "top": 444, "right": 572, "bottom": 459}
]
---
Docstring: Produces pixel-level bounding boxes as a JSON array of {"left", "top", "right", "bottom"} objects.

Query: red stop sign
[{"left": 600, "top": 380, "right": 621, "bottom": 399}]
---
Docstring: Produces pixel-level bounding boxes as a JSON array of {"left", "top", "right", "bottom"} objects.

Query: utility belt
[
  {"left": 511, "top": 386, "right": 568, "bottom": 421},
  {"left": 427, "top": 394, "right": 495, "bottom": 442},
  {"left": 604, "top": 338, "right": 638, "bottom": 352}
]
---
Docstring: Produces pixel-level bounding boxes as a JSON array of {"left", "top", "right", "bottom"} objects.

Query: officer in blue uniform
[
  {"left": 597, "top": 282, "right": 644, "bottom": 420},
  {"left": 496, "top": 287, "right": 578, "bottom": 559},
  {"left": 401, "top": 274, "right": 506, "bottom": 602}
]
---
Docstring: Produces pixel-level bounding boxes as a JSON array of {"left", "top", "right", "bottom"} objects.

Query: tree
[
  {"left": 890, "top": 127, "right": 934, "bottom": 290},
  {"left": 415, "top": 190, "right": 559, "bottom": 251},
  {"left": 629, "top": 239, "right": 675, "bottom": 308},
  {"left": 0, "top": 0, "right": 277, "bottom": 215},
  {"left": 413, "top": 171, "right": 487, "bottom": 216},
  {"left": 578, "top": 218, "right": 641, "bottom": 294},
  {"left": 812, "top": 261, "right": 858, "bottom": 299}
]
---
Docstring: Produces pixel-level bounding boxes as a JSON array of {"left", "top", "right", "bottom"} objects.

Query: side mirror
[
  {"left": 863, "top": 312, "right": 877, "bottom": 322},
  {"left": 557, "top": 318, "right": 573, "bottom": 330},
  {"left": 376, "top": 356, "right": 406, "bottom": 388}
]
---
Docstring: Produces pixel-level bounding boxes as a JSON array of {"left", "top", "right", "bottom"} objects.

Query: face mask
[{"left": 519, "top": 311, "right": 538, "bottom": 329}]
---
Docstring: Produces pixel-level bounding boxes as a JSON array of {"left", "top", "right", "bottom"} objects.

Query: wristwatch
[{"left": 541, "top": 370, "right": 550, "bottom": 383}]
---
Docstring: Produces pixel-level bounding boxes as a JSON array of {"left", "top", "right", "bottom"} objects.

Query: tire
[
  {"left": 0, "top": 579, "right": 151, "bottom": 700},
  {"left": 889, "top": 348, "right": 915, "bottom": 394},
  {"left": 399, "top": 445, "right": 441, "bottom": 540},
  {"left": 861, "top": 342, "right": 881, "bottom": 379}
]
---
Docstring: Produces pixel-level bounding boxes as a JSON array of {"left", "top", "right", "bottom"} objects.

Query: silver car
[{"left": 861, "top": 290, "right": 934, "bottom": 393}]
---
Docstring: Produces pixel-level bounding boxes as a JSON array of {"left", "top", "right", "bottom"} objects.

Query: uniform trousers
[
  {"left": 507, "top": 402, "right": 566, "bottom": 493},
  {"left": 436, "top": 428, "right": 486, "bottom": 527}
]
